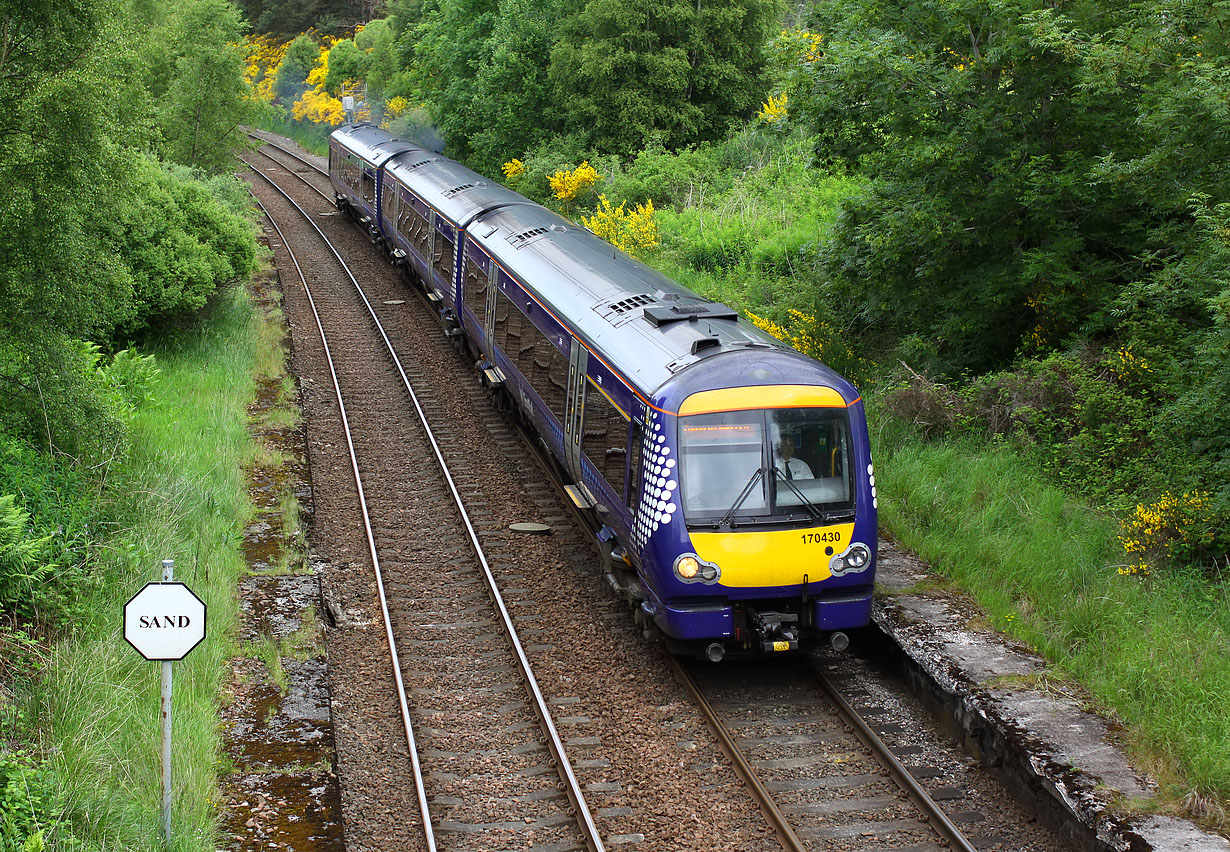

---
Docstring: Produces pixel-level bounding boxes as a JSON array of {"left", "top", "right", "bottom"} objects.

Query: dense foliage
[
  {"left": 252, "top": 0, "right": 782, "bottom": 167},
  {"left": 1, "top": 0, "right": 258, "bottom": 840}
]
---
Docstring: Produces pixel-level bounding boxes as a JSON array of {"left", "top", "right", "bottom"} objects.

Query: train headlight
[
  {"left": 830, "top": 543, "right": 871, "bottom": 576},
  {"left": 677, "top": 556, "right": 700, "bottom": 579},
  {"left": 674, "top": 554, "right": 721, "bottom": 584},
  {"left": 846, "top": 544, "right": 870, "bottom": 568}
]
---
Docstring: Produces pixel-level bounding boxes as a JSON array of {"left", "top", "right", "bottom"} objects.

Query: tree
[
  {"left": 548, "top": 0, "right": 779, "bottom": 155},
  {"left": 157, "top": 0, "right": 263, "bottom": 171},
  {"left": 795, "top": 0, "right": 1230, "bottom": 374},
  {"left": 273, "top": 33, "right": 323, "bottom": 103},
  {"left": 467, "top": 0, "right": 571, "bottom": 171},
  {"left": 404, "top": 0, "right": 498, "bottom": 157},
  {"left": 324, "top": 37, "right": 366, "bottom": 93}
]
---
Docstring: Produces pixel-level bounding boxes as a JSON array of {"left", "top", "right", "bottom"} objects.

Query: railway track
[
  {"left": 247, "top": 165, "right": 605, "bottom": 851},
  {"left": 241, "top": 134, "right": 1072, "bottom": 852}
]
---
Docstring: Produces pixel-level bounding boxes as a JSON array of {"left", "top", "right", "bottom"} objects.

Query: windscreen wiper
[
  {"left": 718, "top": 467, "right": 765, "bottom": 528},
  {"left": 771, "top": 468, "right": 823, "bottom": 521}
]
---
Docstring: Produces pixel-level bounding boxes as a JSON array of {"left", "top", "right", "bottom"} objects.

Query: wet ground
[{"left": 218, "top": 262, "right": 344, "bottom": 852}]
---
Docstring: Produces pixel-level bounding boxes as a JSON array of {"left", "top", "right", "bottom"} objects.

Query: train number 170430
[{"left": 801, "top": 530, "right": 842, "bottom": 545}]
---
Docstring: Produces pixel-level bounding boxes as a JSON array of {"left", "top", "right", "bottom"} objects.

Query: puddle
[{"left": 220, "top": 266, "right": 344, "bottom": 851}]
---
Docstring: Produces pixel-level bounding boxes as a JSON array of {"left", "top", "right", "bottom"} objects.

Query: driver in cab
[{"left": 775, "top": 435, "right": 813, "bottom": 480}]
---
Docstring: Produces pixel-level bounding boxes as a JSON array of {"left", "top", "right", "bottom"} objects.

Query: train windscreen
[{"left": 680, "top": 407, "right": 854, "bottom": 527}]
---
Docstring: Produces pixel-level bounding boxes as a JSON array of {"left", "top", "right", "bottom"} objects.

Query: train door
[
  {"left": 484, "top": 275, "right": 497, "bottom": 342},
  {"left": 564, "top": 340, "right": 588, "bottom": 484}
]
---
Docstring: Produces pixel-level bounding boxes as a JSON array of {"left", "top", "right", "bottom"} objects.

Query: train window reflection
[
  {"left": 680, "top": 407, "right": 854, "bottom": 526},
  {"left": 679, "top": 412, "right": 766, "bottom": 517}
]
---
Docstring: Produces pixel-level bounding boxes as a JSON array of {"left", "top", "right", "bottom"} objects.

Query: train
[{"left": 326, "top": 123, "right": 877, "bottom": 660}]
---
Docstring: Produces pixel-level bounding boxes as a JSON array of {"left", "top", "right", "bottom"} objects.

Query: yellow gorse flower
[
  {"left": 582, "top": 195, "right": 660, "bottom": 257},
  {"left": 549, "top": 161, "right": 600, "bottom": 201},
  {"left": 757, "top": 93, "right": 789, "bottom": 124},
  {"left": 502, "top": 158, "right": 526, "bottom": 181},
  {"left": 1118, "top": 490, "right": 1214, "bottom": 576}
]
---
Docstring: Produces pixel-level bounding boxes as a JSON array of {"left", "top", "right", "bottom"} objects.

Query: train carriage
[{"left": 329, "top": 123, "right": 878, "bottom": 659}]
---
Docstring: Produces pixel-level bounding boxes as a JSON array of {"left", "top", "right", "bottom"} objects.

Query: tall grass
[
  {"left": 871, "top": 409, "right": 1230, "bottom": 810},
  {"left": 36, "top": 285, "right": 258, "bottom": 851}
]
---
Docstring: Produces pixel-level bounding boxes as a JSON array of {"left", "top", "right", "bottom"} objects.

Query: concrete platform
[{"left": 872, "top": 539, "right": 1230, "bottom": 852}]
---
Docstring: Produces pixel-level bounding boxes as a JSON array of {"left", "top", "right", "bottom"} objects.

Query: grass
[
  {"left": 870, "top": 409, "right": 1230, "bottom": 817},
  {"left": 31, "top": 284, "right": 262, "bottom": 851}
]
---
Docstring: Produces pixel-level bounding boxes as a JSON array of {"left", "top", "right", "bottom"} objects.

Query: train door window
[
  {"left": 361, "top": 166, "right": 375, "bottom": 203},
  {"left": 434, "top": 221, "right": 455, "bottom": 283},
  {"left": 626, "top": 422, "right": 644, "bottom": 510},
  {"left": 463, "top": 252, "right": 489, "bottom": 320},
  {"left": 583, "top": 382, "right": 628, "bottom": 496},
  {"left": 493, "top": 286, "right": 511, "bottom": 350},
  {"left": 382, "top": 180, "right": 398, "bottom": 223}
]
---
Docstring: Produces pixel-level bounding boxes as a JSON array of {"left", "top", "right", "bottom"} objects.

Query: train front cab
[{"left": 636, "top": 383, "right": 877, "bottom": 660}]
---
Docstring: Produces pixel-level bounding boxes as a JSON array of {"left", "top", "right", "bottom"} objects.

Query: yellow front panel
[{"left": 690, "top": 523, "right": 855, "bottom": 588}]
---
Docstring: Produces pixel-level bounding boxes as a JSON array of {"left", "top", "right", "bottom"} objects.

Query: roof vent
[
  {"left": 507, "top": 226, "right": 550, "bottom": 247},
  {"left": 596, "top": 293, "right": 658, "bottom": 325},
  {"left": 401, "top": 158, "right": 437, "bottom": 171},
  {"left": 443, "top": 181, "right": 486, "bottom": 198},
  {"left": 643, "top": 301, "right": 738, "bottom": 327}
]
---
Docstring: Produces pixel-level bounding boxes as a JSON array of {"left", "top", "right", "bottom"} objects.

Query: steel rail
[
  {"left": 248, "top": 143, "right": 335, "bottom": 206},
  {"left": 247, "top": 162, "right": 608, "bottom": 852},
  {"left": 250, "top": 193, "right": 438, "bottom": 852},
  {"left": 246, "top": 131, "right": 330, "bottom": 178},
  {"left": 662, "top": 654, "right": 809, "bottom": 852},
  {"left": 805, "top": 657, "right": 981, "bottom": 852}
]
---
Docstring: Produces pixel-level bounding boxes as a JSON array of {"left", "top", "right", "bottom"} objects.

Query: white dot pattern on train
[{"left": 633, "top": 412, "right": 678, "bottom": 548}]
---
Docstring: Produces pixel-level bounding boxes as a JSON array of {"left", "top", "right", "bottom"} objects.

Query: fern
[{"left": 0, "top": 496, "right": 56, "bottom": 611}]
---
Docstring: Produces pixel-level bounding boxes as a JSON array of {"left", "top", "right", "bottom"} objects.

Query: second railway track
[{"left": 241, "top": 135, "right": 1077, "bottom": 852}]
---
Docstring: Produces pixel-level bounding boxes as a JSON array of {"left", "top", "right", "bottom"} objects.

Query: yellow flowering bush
[
  {"left": 1118, "top": 491, "right": 1216, "bottom": 576},
  {"left": 502, "top": 158, "right": 526, "bottom": 182},
  {"left": 774, "top": 28, "right": 825, "bottom": 64},
  {"left": 385, "top": 96, "right": 409, "bottom": 119},
  {"left": 549, "top": 161, "right": 601, "bottom": 202},
  {"left": 746, "top": 309, "right": 873, "bottom": 386},
  {"left": 582, "top": 195, "right": 660, "bottom": 257},
  {"left": 292, "top": 38, "right": 346, "bottom": 126},
  {"left": 757, "top": 93, "right": 789, "bottom": 124},
  {"left": 293, "top": 88, "right": 345, "bottom": 125},
  {"left": 243, "top": 34, "right": 290, "bottom": 103},
  {"left": 1104, "top": 343, "right": 1154, "bottom": 395}
]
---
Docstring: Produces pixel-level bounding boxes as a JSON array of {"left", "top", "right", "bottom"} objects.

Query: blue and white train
[{"left": 328, "top": 123, "right": 877, "bottom": 660}]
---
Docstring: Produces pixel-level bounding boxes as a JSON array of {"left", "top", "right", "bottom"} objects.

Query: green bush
[{"left": 0, "top": 751, "right": 58, "bottom": 852}]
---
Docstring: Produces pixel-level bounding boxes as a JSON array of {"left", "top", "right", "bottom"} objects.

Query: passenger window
[
  {"left": 583, "top": 381, "right": 628, "bottom": 496},
  {"left": 531, "top": 331, "right": 568, "bottom": 422}
]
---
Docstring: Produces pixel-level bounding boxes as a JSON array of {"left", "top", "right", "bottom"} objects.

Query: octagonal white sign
[{"left": 124, "top": 582, "right": 207, "bottom": 661}]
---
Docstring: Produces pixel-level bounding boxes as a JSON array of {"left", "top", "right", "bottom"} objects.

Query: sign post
[{"left": 124, "top": 560, "right": 207, "bottom": 847}]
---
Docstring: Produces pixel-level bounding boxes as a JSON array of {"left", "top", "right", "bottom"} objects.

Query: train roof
[
  {"left": 387, "top": 156, "right": 530, "bottom": 229},
  {"left": 330, "top": 123, "right": 427, "bottom": 167},
  {"left": 331, "top": 124, "right": 859, "bottom": 407},
  {"left": 468, "top": 203, "right": 845, "bottom": 399},
  {"left": 333, "top": 123, "right": 531, "bottom": 228}
]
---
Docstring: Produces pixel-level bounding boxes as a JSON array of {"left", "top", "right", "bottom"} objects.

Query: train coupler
[{"left": 751, "top": 610, "right": 800, "bottom": 653}]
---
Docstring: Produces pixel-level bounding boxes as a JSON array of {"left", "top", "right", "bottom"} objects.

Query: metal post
[{"left": 161, "top": 559, "right": 174, "bottom": 846}]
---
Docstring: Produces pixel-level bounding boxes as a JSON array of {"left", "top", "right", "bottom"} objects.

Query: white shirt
[{"left": 776, "top": 456, "right": 813, "bottom": 480}]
